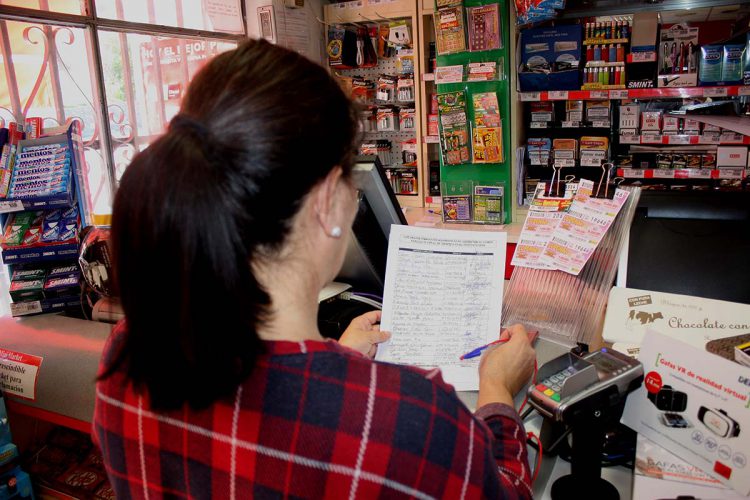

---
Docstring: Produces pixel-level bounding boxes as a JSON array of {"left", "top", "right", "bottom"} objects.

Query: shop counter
[{"left": 0, "top": 314, "right": 110, "bottom": 433}]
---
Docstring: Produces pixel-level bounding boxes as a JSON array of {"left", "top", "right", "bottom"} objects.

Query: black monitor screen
[
  {"left": 335, "top": 156, "right": 406, "bottom": 293},
  {"left": 625, "top": 191, "right": 750, "bottom": 305}
]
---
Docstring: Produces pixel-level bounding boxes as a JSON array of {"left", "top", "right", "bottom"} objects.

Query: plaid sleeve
[
  {"left": 475, "top": 403, "right": 533, "bottom": 499},
  {"left": 416, "top": 367, "right": 532, "bottom": 499}
]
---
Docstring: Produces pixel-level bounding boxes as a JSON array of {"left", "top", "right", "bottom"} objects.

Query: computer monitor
[
  {"left": 335, "top": 155, "right": 407, "bottom": 293},
  {"left": 618, "top": 190, "right": 750, "bottom": 304}
]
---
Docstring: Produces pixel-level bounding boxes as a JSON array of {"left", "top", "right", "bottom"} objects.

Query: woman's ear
[{"left": 314, "top": 166, "right": 344, "bottom": 236}]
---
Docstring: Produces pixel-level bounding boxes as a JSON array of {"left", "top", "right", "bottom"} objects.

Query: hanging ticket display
[
  {"left": 511, "top": 181, "right": 583, "bottom": 269},
  {"left": 540, "top": 179, "right": 629, "bottom": 275}
]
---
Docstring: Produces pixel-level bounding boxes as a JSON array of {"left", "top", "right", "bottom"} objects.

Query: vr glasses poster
[{"left": 621, "top": 331, "right": 750, "bottom": 496}]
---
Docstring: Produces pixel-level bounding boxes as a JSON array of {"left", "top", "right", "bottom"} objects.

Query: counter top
[
  {"left": 404, "top": 207, "right": 523, "bottom": 244},
  {"left": 0, "top": 314, "right": 111, "bottom": 430}
]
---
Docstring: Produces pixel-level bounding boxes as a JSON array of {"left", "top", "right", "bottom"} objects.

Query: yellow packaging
[{"left": 553, "top": 138, "right": 578, "bottom": 151}]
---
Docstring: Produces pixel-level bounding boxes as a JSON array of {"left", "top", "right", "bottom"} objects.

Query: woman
[{"left": 94, "top": 39, "right": 536, "bottom": 499}]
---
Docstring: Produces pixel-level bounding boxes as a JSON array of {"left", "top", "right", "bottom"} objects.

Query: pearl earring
[{"left": 330, "top": 226, "right": 342, "bottom": 238}]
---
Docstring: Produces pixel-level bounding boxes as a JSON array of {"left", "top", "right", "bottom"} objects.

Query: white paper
[
  {"left": 203, "top": 0, "right": 244, "bottom": 34},
  {"left": 376, "top": 226, "right": 506, "bottom": 391},
  {"left": 275, "top": 6, "right": 310, "bottom": 57}
]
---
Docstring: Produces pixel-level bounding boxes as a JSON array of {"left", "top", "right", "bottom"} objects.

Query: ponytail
[{"left": 105, "top": 39, "right": 359, "bottom": 410}]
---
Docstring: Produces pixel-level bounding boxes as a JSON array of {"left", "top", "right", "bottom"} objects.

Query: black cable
[{"left": 521, "top": 407, "right": 535, "bottom": 421}]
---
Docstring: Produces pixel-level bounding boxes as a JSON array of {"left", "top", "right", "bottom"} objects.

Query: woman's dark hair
[{"left": 104, "top": 39, "right": 359, "bottom": 410}]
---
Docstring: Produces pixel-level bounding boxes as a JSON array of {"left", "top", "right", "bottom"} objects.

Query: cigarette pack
[{"left": 641, "top": 111, "right": 661, "bottom": 131}]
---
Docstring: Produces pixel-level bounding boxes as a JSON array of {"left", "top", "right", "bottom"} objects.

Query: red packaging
[
  {"left": 428, "top": 114, "right": 439, "bottom": 136},
  {"left": 24, "top": 117, "right": 43, "bottom": 139},
  {"left": 431, "top": 94, "right": 438, "bottom": 114}
]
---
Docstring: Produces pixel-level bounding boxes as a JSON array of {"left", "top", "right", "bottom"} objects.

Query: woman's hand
[
  {"left": 338, "top": 310, "right": 391, "bottom": 359},
  {"left": 477, "top": 324, "right": 536, "bottom": 408}
]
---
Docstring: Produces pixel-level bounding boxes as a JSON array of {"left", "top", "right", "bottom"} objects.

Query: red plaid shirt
[{"left": 94, "top": 323, "right": 532, "bottom": 499}]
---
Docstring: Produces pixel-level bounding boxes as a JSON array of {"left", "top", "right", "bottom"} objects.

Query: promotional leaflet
[
  {"left": 622, "top": 331, "right": 750, "bottom": 495},
  {"left": 633, "top": 435, "right": 747, "bottom": 500},
  {"left": 602, "top": 287, "right": 750, "bottom": 355}
]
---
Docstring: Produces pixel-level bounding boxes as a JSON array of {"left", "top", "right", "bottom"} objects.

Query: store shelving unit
[
  {"left": 617, "top": 168, "right": 745, "bottom": 179},
  {"left": 518, "top": 85, "right": 750, "bottom": 102},
  {"left": 324, "top": 0, "right": 428, "bottom": 208},
  {"left": 0, "top": 124, "right": 84, "bottom": 318}
]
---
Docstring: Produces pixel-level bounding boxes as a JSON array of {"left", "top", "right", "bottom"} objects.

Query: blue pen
[
  {"left": 459, "top": 330, "right": 539, "bottom": 360},
  {"left": 459, "top": 339, "right": 508, "bottom": 360}
]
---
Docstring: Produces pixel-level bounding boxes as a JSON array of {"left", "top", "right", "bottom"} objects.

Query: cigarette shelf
[
  {"left": 616, "top": 168, "right": 746, "bottom": 180},
  {"left": 423, "top": 135, "right": 440, "bottom": 144},
  {"left": 619, "top": 134, "right": 750, "bottom": 146},
  {"left": 519, "top": 85, "right": 750, "bottom": 102},
  {"left": 422, "top": 73, "right": 435, "bottom": 81}
]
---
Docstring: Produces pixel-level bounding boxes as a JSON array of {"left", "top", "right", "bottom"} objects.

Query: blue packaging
[
  {"left": 722, "top": 44, "right": 745, "bottom": 83},
  {"left": 699, "top": 45, "right": 723, "bottom": 84},
  {"left": 58, "top": 220, "right": 78, "bottom": 242},
  {"left": 519, "top": 25, "right": 582, "bottom": 91},
  {"left": 45, "top": 209, "right": 63, "bottom": 222},
  {"left": 61, "top": 205, "right": 78, "bottom": 221},
  {"left": 47, "top": 262, "right": 79, "bottom": 278},
  {"left": 41, "top": 220, "right": 61, "bottom": 242}
]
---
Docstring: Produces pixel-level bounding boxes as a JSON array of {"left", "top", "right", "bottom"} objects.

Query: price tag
[
  {"left": 561, "top": 121, "right": 580, "bottom": 128},
  {"left": 620, "top": 135, "right": 640, "bottom": 144},
  {"left": 580, "top": 157, "right": 604, "bottom": 167},
  {"left": 548, "top": 91, "right": 569, "bottom": 100},
  {"left": 424, "top": 135, "right": 439, "bottom": 144},
  {"left": 667, "top": 135, "right": 691, "bottom": 145},
  {"left": 530, "top": 122, "right": 549, "bottom": 129},
  {"left": 699, "top": 135, "right": 720, "bottom": 144},
  {"left": 642, "top": 133, "right": 663, "bottom": 144},
  {"left": 520, "top": 92, "right": 541, "bottom": 102},
  {"left": 688, "top": 169, "right": 711, "bottom": 179},
  {"left": 739, "top": 86, "right": 750, "bottom": 96},
  {"left": 621, "top": 168, "right": 643, "bottom": 178},
  {"left": 609, "top": 90, "right": 629, "bottom": 99},
  {"left": 10, "top": 301, "right": 43, "bottom": 317},
  {"left": 673, "top": 170, "right": 690, "bottom": 179},
  {"left": 590, "top": 91, "right": 609, "bottom": 99},
  {"left": 719, "top": 168, "right": 745, "bottom": 179},
  {"left": 422, "top": 73, "right": 435, "bottom": 82},
  {"left": 720, "top": 133, "right": 745, "bottom": 144},
  {"left": 0, "top": 200, "right": 24, "bottom": 213},
  {"left": 591, "top": 120, "right": 610, "bottom": 128},
  {"left": 554, "top": 159, "right": 576, "bottom": 167},
  {"left": 703, "top": 87, "right": 728, "bottom": 97},
  {"left": 651, "top": 169, "right": 674, "bottom": 179},
  {"left": 532, "top": 113, "right": 553, "bottom": 123},
  {"left": 631, "top": 52, "right": 656, "bottom": 63}
]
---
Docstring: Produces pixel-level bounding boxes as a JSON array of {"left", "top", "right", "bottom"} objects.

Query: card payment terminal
[
  {"left": 528, "top": 347, "right": 643, "bottom": 423},
  {"left": 528, "top": 347, "right": 643, "bottom": 500}
]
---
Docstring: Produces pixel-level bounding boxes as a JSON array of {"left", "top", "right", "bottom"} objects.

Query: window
[{"left": 0, "top": 0, "right": 245, "bottom": 220}]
